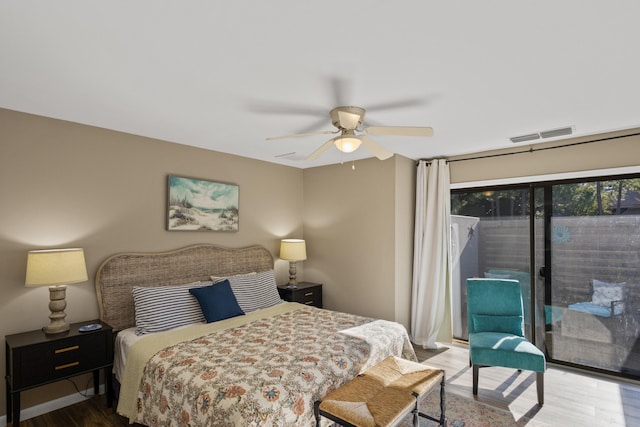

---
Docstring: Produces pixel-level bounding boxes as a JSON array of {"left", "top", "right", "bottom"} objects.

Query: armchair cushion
[
  {"left": 567, "top": 301, "right": 622, "bottom": 317},
  {"left": 469, "top": 332, "right": 546, "bottom": 373},
  {"left": 568, "top": 279, "right": 626, "bottom": 317},
  {"left": 485, "top": 270, "right": 530, "bottom": 285},
  {"left": 472, "top": 314, "right": 523, "bottom": 336},
  {"left": 484, "top": 272, "right": 511, "bottom": 279}
]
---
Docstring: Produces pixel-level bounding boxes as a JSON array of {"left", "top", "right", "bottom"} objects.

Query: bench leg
[
  {"left": 414, "top": 371, "right": 447, "bottom": 426},
  {"left": 313, "top": 400, "right": 321, "bottom": 427},
  {"left": 439, "top": 374, "right": 446, "bottom": 426}
]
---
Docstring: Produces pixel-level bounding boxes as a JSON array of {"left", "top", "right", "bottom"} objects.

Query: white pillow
[
  {"left": 591, "top": 279, "right": 626, "bottom": 313},
  {"left": 132, "top": 281, "right": 206, "bottom": 335},
  {"left": 212, "top": 270, "right": 282, "bottom": 313}
]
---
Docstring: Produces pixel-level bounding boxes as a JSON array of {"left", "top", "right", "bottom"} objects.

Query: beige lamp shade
[
  {"left": 280, "top": 239, "right": 307, "bottom": 287},
  {"left": 280, "top": 239, "right": 307, "bottom": 261},
  {"left": 25, "top": 248, "right": 88, "bottom": 287},
  {"left": 25, "top": 248, "right": 88, "bottom": 334}
]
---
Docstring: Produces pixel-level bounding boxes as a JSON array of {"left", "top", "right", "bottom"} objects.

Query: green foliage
[
  {"left": 452, "top": 177, "right": 640, "bottom": 218},
  {"left": 552, "top": 178, "right": 640, "bottom": 216},
  {"left": 452, "top": 188, "right": 530, "bottom": 218}
]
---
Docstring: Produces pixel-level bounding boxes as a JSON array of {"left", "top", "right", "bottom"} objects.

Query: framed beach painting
[{"left": 167, "top": 175, "right": 239, "bottom": 231}]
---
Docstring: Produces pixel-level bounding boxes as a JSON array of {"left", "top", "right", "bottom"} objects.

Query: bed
[{"left": 96, "top": 244, "right": 417, "bottom": 426}]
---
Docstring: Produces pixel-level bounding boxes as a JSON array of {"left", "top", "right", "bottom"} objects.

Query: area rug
[{"left": 396, "top": 390, "right": 548, "bottom": 427}]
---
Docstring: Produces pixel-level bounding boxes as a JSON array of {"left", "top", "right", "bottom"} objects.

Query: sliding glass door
[
  {"left": 540, "top": 178, "right": 640, "bottom": 376},
  {"left": 451, "top": 186, "right": 533, "bottom": 340},
  {"left": 451, "top": 174, "right": 640, "bottom": 379}
]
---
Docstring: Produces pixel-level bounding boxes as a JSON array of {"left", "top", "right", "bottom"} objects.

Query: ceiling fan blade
[
  {"left": 295, "top": 116, "right": 333, "bottom": 134},
  {"left": 328, "top": 76, "right": 350, "bottom": 106},
  {"left": 364, "top": 126, "right": 434, "bottom": 137},
  {"left": 305, "top": 138, "right": 336, "bottom": 161},
  {"left": 247, "top": 100, "right": 327, "bottom": 116},
  {"left": 266, "top": 130, "right": 337, "bottom": 141},
  {"left": 365, "top": 98, "right": 426, "bottom": 112},
  {"left": 360, "top": 135, "right": 394, "bottom": 160}
]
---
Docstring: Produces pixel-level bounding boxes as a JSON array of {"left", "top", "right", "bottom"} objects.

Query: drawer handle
[
  {"left": 304, "top": 301, "right": 314, "bottom": 305},
  {"left": 55, "top": 345, "right": 79, "bottom": 354},
  {"left": 55, "top": 361, "right": 80, "bottom": 371},
  {"left": 304, "top": 292, "right": 313, "bottom": 297}
]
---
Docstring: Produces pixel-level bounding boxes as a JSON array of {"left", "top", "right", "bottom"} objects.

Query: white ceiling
[{"left": 2, "top": 2, "right": 640, "bottom": 168}]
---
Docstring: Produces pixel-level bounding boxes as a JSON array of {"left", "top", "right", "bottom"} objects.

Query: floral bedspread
[{"left": 132, "top": 306, "right": 416, "bottom": 426}]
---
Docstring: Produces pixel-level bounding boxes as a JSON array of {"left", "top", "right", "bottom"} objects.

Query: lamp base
[
  {"left": 287, "top": 261, "right": 299, "bottom": 288},
  {"left": 44, "top": 285, "right": 70, "bottom": 334},
  {"left": 44, "top": 320, "right": 70, "bottom": 334}
]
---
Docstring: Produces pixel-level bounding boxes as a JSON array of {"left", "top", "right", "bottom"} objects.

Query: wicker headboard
[{"left": 95, "top": 244, "right": 274, "bottom": 331}]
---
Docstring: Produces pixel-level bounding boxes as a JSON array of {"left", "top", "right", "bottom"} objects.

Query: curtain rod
[{"left": 417, "top": 131, "right": 640, "bottom": 165}]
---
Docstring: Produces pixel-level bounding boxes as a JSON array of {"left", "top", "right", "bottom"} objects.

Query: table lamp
[
  {"left": 25, "top": 248, "right": 88, "bottom": 334},
  {"left": 279, "top": 239, "right": 307, "bottom": 288}
]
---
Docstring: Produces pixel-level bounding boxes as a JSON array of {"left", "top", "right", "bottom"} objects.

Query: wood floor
[
  {"left": 16, "top": 395, "right": 132, "bottom": 427},
  {"left": 413, "top": 342, "right": 640, "bottom": 426},
  {"left": 17, "top": 342, "right": 640, "bottom": 426}
]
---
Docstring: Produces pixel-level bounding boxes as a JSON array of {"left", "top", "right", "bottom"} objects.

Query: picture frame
[{"left": 167, "top": 175, "right": 239, "bottom": 231}]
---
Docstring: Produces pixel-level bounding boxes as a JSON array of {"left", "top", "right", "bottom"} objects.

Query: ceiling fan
[{"left": 267, "top": 106, "right": 433, "bottom": 161}]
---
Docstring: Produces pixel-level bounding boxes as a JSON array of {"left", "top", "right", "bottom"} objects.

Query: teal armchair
[
  {"left": 484, "top": 269, "right": 563, "bottom": 328},
  {"left": 467, "top": 278, "right": 546, "bottom": 405},
  {"left": 484, "top": 269, "right": 532, "bottom": 324}
]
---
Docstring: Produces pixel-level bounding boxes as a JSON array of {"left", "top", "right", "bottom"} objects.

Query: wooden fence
[{"left": 478, "top": 216, "right": 640, "bottom": 307}]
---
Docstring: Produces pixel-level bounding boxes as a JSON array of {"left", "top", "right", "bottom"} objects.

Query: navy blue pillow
[{"left": 189, "top": 280, "right": 245, "bottom": 323}]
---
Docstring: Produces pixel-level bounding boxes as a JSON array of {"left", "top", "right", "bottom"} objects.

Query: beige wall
[
  {"left": 393, "top": 155, "right": 417, "bottom": 329},
  {"left": 448, "top": 128, "right": 640, "bottom": 184},
  {"left": 302, "top": 156, "right": 416, "bottom": 325},
  {"left": 0, "top": 108, "right": 304, "bottom": 415}
]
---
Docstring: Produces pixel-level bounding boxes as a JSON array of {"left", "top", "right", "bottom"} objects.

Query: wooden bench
[{"left": 314, "top": 356, "right": 446, "bottom": 427}]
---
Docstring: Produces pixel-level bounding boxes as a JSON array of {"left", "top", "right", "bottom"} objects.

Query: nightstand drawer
[
  {"left": 296, "top": 288, "right": 321, "bottom": 306},
  {"left": 13, "top": 331, "right": 109, "bottom": 389},
  {"left": 278, "top": 282, "right": 323, "bottom": 308}
]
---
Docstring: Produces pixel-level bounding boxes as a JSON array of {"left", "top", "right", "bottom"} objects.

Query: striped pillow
[
  {"left": 254, "top": 270, "right": 284, "bottom": 309},
  {"left": 132, "top": 281, "right": 206, "bottom": 335},
  {"left": 212, "top": 270, "right": 283, "bottom": 313}
]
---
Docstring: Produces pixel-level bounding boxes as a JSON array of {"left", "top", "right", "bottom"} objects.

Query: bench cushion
[
  {"left": 319, "top": 376, "right": 415, "bottom": 427},
  {"left": 318, "top": 356, "right": 444, "bottom": 427},
  {"left": 364, "top": 355, "right": 444, "bottom": 397}
]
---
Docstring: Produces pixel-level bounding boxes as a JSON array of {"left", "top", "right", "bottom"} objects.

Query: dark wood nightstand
[
  {"left": 5, "top": 319, "right": 113, "bottom": 426},
  {"left": 278, "top": 282, "right": 323, "bottom": 308}
]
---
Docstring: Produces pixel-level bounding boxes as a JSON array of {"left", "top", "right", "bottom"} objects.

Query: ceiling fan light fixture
[{"left": 334, "top": 136, "right": 362, "bottom": 153}]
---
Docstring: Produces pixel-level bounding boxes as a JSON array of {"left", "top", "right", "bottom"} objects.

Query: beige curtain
[{"left": 411, "top": 159, "right": 452, "bottom": 349}]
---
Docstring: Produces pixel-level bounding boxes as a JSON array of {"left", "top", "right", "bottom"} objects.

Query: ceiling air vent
[
  {"left": 510, "top": 125, "right": 574, "bottom": 143},
  {"left": 510, "top": 133, "right": 540, "bottom": 143},
  {"left": 539, "top": 126, "right": 574, "bottom": 139}
]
